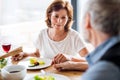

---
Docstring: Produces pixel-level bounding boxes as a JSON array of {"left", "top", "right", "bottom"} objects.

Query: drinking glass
[
  {"left": 0, "top": 36, "right": 12, "bottom": 69},
  {"left": 2, "top": 44, "right": 11, "bottom": 53}
]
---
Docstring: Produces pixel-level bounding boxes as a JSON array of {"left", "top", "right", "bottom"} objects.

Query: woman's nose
[{"left": 57, "top": 18, "right": 62, "bottom": 23}]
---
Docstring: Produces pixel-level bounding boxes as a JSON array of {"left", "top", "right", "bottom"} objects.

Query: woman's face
[{"left": 50, "top": 9, "right": 68, "bottom": 31}]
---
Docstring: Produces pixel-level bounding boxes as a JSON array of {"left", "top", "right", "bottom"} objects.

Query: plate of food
[
  {"left": 18, "top": 57, "right": 52, "bottom": 70},
  {"left": 24, "top": 73, "right": 70, "bottom": 80}
]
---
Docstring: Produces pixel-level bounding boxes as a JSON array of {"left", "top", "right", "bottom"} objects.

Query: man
[{"left": 80, "top": 0, "right": 120, "bottom": 80}]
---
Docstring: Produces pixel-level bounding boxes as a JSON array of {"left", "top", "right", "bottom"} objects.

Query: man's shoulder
[
  {"left": 93, "top": 61, "right": 119, "bottom": 72},
  {"left": 100, "top": 42, "right": 120, "bottom": 69},
  {"left": 81, "top": 61, "right": 120, "bottom": 80}
]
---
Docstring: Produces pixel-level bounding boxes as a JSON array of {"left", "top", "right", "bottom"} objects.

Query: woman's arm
[
  {"left": 53, "top": 48, "right": 89, "bottom": 71},
  {"left": 71, "top": 47, "right": 88, "bottom": 62},
  {"left": 54, "top": 61, "right": 88, "bottom": 71},
  {"left": 12, "top": 49, "right": 40, "bottom": 61},
  {"left": 52, "top": 48, "right": 89, "bottom": 64},
  {"left": 24, "top": 49, "right": 40, "bottom": 57}
]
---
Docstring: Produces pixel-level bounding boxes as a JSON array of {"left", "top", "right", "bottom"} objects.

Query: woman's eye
[
  {"left": 54, "top": 16, "right": 58, "bottom": 18},
  {"left": 62, "top": 17, "right": 66, "bottom": 19}
]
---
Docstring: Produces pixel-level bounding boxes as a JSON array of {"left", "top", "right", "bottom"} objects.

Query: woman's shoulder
[
  {"left": 37, "top": 28, "right": 48, "bottom": 38},
  {"left": 40, "top": 28, "right": 47, "bottom": 32},
  {"left": 39, "top": 28, "right": 47, "bottom": 34},
  {"left": 68, "top": 29, "right": 80, "bottom": 36}
]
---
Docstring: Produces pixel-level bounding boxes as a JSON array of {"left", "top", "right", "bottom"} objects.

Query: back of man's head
[{"left": 85, "top": 0, "right": 120, "bottom": 36}]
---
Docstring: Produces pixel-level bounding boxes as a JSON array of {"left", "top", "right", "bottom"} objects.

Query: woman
[{"left": 12, "top": 0, "right": 88, "bottom": 71}]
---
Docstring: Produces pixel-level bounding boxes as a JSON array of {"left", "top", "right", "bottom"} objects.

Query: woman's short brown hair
[{"left": 45, "top": 0, "right": 73, "bottom": 32}]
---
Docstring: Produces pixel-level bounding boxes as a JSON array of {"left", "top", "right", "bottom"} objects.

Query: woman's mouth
[{"left": 55, "top": 24, "right": 62, "bottom": 27}]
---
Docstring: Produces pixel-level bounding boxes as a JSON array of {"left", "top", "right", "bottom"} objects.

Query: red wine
[{"left": 2, "top": 44, "right": 11, "bottom": 53}]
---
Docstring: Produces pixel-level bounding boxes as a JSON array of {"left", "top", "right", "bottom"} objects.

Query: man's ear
[{"left": 85, "top": 13, "right": 92, "bottom": 30}]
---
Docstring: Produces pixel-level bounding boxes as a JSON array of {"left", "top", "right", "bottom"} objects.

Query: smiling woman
[
  {"left": 0, "top": 0, "right": 71, "bottom": 53},
  {"left": 10, "top": 0, "right": 89, "bottom": 72}
]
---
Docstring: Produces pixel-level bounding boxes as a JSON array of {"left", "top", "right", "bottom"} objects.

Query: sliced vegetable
[
  {"left": 39, "top": 61, "right": 45, "bottom": 65},
  {"left": 34, "top": 75, "right": 55, "bottom": 80},
  {"left": 30, "top": 58, "right": 37, "bottom": 64},
  {"left": 0, "top": 58, "right": 7, "bottom": 69},
  {"left": 29, "top": 58, "right": 45, "bottom": 67}
]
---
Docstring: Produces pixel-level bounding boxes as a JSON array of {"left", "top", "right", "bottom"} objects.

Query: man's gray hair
[{"left": 85, "top": 0, "right": 120, "bottom": 36}]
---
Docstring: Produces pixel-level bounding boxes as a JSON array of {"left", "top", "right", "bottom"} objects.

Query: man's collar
[{"left": 86, "top": 36, "right": 120, "bottom": 66}]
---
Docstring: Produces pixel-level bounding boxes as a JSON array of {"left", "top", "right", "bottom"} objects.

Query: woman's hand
[
  {"left": 52, "top": 53, "right": 71, "bottom": 65},
  {"left": 11, "top": 52, "right": 26, "bottom": 61},
  {"left": 53, "top": 61, "right": 73, "bottom": 71},
  {"left": 11, "top": 49, "right": 40, "bottom": 61}
]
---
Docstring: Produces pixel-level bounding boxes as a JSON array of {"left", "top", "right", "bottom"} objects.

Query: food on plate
[
  {"left": 34, "top": 75, "right": 55, "bottom": 80},
  {"left": 29, "top": 58, "right": 45, "bottom": 67},
  {"left": 0, "top": 58, "right": 7, "bottom": 69}
]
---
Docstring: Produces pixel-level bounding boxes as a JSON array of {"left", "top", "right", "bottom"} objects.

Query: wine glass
[
  {"left": 0, "top": 36, "right": 12, "bottom": 69},
  {"left": 1, "top": 36, "right": 11, "bottom": 54},
  {"left": 0, "top": 44, "right": 11, "bottom": 70},
  {"left": 2, "top": 44, "right": 11, "bottom": 53}
]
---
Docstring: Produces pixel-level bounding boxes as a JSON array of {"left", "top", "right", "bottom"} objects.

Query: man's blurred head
[{"left": 80, "top": 0, "right": 120, "bottom": 43}]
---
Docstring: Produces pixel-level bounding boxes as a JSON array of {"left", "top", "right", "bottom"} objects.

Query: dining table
[
  {"left": 0, "top": 46, "right": 85, "bottom": 80},
  {"left": 26, "top": 66, "right": 83, "bottom": 80},
  {"left": 11, "top": 58, "right": 84, "bottom": 80}
]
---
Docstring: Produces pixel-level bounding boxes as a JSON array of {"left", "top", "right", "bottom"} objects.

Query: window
[{"left": 0, "top": 0, "right": 52, "bottom": 25}]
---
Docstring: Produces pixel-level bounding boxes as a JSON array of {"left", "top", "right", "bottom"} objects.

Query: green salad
[
  {"left": 0, "top": 58, "right": 7, "bottom": 69},
  {"left": 34, "top": 75, "right": 55, "bottom": 80}
]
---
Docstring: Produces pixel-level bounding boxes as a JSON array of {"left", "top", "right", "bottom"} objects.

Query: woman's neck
[{"left": 48, "top": 28, "right": 67, "bottom": 41}]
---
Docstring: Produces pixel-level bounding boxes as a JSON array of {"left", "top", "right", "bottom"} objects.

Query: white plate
[
  {"left": 18, "top": 57, "right": 52, "bottom": 70},
  {"left": 24, "top": 73, "right": 70, "bottom": 80}
]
